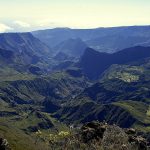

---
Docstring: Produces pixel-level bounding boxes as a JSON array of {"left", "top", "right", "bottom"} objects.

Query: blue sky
[{"left": 0, "top": 0, "right": 150, "bottom": 32}]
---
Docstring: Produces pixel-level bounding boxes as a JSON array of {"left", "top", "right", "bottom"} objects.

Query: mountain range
[
  {"left": 33, "top": 26, "right": 150, "bottom": 53},
  {"left": 0, "top": 26, "right": 150, "bottom": 150}
]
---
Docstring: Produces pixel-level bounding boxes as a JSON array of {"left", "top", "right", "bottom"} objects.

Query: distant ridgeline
[{"left": 33, "top": 26, "right": 150, "bottom": 53}]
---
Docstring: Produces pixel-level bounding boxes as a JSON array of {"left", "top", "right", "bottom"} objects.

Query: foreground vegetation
[{"left": 1, "top": 121, "right": 150, "bottom": 150}]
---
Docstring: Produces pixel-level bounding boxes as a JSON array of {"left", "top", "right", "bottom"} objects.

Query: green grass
[
  {"left": 102, "top": 64, "right": 145, "bottom": 83},
  {"left": 0, "top": 96, "right": 69, "bottom": 150},
  {"left": 0, "top": 119, "right": 49, "bottom": 150},
  {"left": 114, "top": 100, "right": 150, "bottom": 124},
  {"left": 134, "top": 124, "right": 150, "bottom": 132},
  {"left": 0, "top": 105, "right": 69, "bottom": 150},
  {"left": 0, "top": 67, "right": 35, "bottom": 82},
  {"left": 146, "top": 106, "right": 150, "bottom": 116},
  {"left": 114, "top": 100, "right": 150, "bottom": 131}
]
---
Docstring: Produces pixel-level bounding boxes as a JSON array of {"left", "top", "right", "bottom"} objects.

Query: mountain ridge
[
  {"left": 32, "top": 25, "right": 150, "bottom": 53},
  {"left": 78, "top": 46, "right": 150, "bottom": 79}
]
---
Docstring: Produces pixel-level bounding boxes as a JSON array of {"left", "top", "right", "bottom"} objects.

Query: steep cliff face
[{"left": 78, "top": 46, "right": 150, "bottom": 79}]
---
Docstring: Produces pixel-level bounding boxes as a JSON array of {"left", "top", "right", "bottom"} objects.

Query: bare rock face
[
  {"left": 0, "top": 138, "right": 11, "bottom": 150},
  {"left": 80, "top": 121, "right": 150, "bottom": 150},
  {"left": 81, "top": 121, "right": 107, "bottom": 142}
]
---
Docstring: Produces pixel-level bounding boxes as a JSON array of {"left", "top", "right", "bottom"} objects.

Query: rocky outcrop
[
  {"left": 125, "top": 128, "right": 149, "bottom": 150},
  {"left": 0, "top": 138, "right": 11, "bottom": 150},
  {"left": 81, "top": 121, "right": 107, "bottom": 142},
  {"left": 80, "top": 121, "right": 150, "bottom": 150}
]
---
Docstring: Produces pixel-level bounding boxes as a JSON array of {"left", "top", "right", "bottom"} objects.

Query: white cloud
[
  {"left": 14, "top": 21, "right": 30, "bottom": 28},
  {"left": 36, "top": 19, "right": 59, "bottom": 27},
  {"left": 0, "top": 23, "right": 13, "bottom": 32}
]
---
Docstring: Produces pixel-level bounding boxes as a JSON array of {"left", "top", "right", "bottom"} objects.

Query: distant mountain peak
[{"left": 54, "top": 38, "right": 87, "bottom": 57}]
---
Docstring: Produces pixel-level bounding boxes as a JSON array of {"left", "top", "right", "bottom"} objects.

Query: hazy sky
[{"left": 0, "top": 0, "right": 150, "bottom": 32}]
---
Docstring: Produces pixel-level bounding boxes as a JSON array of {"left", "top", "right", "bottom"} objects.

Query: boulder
[
  {"left": 80, "top": 121, "right": 149, "bottom": 150},
  {"left": 128, "top": 136, "right": 147, "bottom": 150},
  {"left": 0, "top": 138, "right": 11, "bottom": 150},
  {"left": 81, "top": 121, "right": 107, "bottom": 142}
]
